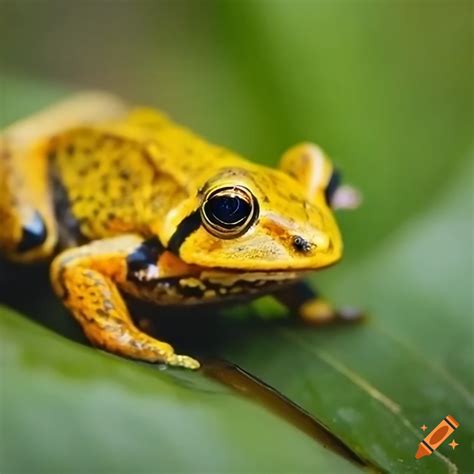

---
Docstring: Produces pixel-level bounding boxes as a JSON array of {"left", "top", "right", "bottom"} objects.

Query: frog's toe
[
  {"left": 299, "top": 299, "right": 365, "bottom": 325},
  {"left": 337, "top": 306, "right": 365, "bottom": 322},
  {"left": 299, "top": 299, "right": 336, "bottom": 324},
  {"left": 167, "top": 353, "right": 201, "bottom": 370}
]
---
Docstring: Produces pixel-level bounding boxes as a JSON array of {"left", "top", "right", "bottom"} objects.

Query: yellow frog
[{"left": 0, "top": 92, "right": 360, "bottom": 369}]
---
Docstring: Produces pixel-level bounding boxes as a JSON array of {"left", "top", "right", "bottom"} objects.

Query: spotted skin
[{"left": 0, "top": 92, "right": 356, "bottom": 369}]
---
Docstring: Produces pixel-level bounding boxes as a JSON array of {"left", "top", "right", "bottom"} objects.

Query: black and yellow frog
[{"left": 0, "top": 92, "right": 360, "bottom": 369}]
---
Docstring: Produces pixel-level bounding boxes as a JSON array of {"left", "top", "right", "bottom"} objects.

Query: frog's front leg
[
  {"left": 50, "top": 234, "right": 200, "bottom": 369},
  {"left": 274, "top": 281, "right": 363, "bottom": 325}
]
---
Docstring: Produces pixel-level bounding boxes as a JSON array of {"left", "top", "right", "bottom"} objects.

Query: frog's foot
[
  {"left": 92, "top": 323, "right": 200, "bottom": 369},
  {"left": 130, "top": 340, "right": 200, "bottom": 369},
  {"left": 93, "top": 325, "right": 200, "bottom": 369},
  {"left": 166, "top": 354, "right": 201, "bottom": 370},
  {"left": 274, "top": 282, "right": 364, "bottom": 326},
  {"left": 299, "top": 298, "right": 364, "bottom": 325}
]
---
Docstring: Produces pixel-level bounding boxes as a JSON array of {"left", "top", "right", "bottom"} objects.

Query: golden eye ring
[{"left": 201, "top": 185, "right": 259, "bottom": 239}]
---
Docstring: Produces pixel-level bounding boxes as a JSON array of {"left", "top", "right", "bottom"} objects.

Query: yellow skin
[{"left": 0, "top": 93, "right": 355, "bottom": 369}]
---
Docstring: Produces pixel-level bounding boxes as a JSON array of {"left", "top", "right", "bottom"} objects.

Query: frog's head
[{"left": 162, "top": 143, "right": 358, "bottom": 271}]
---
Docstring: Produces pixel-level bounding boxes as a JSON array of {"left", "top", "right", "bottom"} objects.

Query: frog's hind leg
[
  {"left": 50, "top": 234, "right": 200, "bottom": 369},
  {"left": 274, "top": 281, "right": 364, "bottom": 325},
  {"left": 0, "top": 137, "right": 57, "bottom": 261},
  {"left": 0, "top": 92, "right": 128, "bottom": 262}
]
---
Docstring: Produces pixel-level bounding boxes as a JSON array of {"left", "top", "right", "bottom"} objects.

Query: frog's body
[{"left": 0, "top": 92, "right": 359, "bottom": 369}]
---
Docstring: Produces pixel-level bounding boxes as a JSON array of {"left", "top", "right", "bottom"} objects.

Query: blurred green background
[
  {"left": 2, "top": 0, "right": 472, "bottom": 262},
  {"left": 1, "top": 1, "right": 472, "bottom": 473}
]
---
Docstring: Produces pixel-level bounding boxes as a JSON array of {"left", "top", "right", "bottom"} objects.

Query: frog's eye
[
  {"left": 325, "top": 170, "right": 362, "bottom": 210},
  {"left": 325, "top": 169, "right": 341, "bottom": 206},
  {"left": 201, "top": 186, "right": 258, "bottom": 238}
]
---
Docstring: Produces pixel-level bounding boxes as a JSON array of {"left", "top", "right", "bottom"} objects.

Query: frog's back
[{"left": 49, "top": 108, "right": 245, "bottom": 246}]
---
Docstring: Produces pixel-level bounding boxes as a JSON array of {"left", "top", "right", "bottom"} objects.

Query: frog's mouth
[
  {"left": 128, "top": 248, "right": 314, "bottom": 305},
  {"left": 198, "top": 268, "right": 306, "bottom": 284},
  {"left": 170, "top": 267, "right": 306, "bottom": 304}
]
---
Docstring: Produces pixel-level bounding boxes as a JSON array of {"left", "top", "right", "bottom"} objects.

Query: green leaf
[
  {"left": 0, "top": 306, "right": 362, "bottom": 474},
  {"left": 1, "top": 1, "right": 472, "bottom": 472}
]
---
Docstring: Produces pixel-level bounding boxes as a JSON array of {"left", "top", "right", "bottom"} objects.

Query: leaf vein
[{"left": 278, "top": 328, "right": 458, "bottom": 474}]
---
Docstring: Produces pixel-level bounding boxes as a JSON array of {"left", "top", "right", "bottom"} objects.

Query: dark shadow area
[{"left": 0, "top": 258, "right": 377, "bottom": 471}]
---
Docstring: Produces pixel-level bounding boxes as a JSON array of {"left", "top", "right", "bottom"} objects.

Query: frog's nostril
[{"left": 292, "top": 235, "right": 312, "bottom": 253}]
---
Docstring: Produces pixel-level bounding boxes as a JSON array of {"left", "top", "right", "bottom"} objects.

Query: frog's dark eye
[
  {"left": 325, "top": 169, "right": 341, "bottom": 206},
  {"left": 201, "top": 186, "right": 258, "bottom": 238}
]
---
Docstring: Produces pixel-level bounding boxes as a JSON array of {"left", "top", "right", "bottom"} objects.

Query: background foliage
[{"left": 1, "top": 1, "right": 472, "bottom": 473}]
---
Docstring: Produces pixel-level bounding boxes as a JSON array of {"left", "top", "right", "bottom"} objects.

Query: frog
[{"left": 0, "top": 92, "right": 360, "bottom": 369}]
